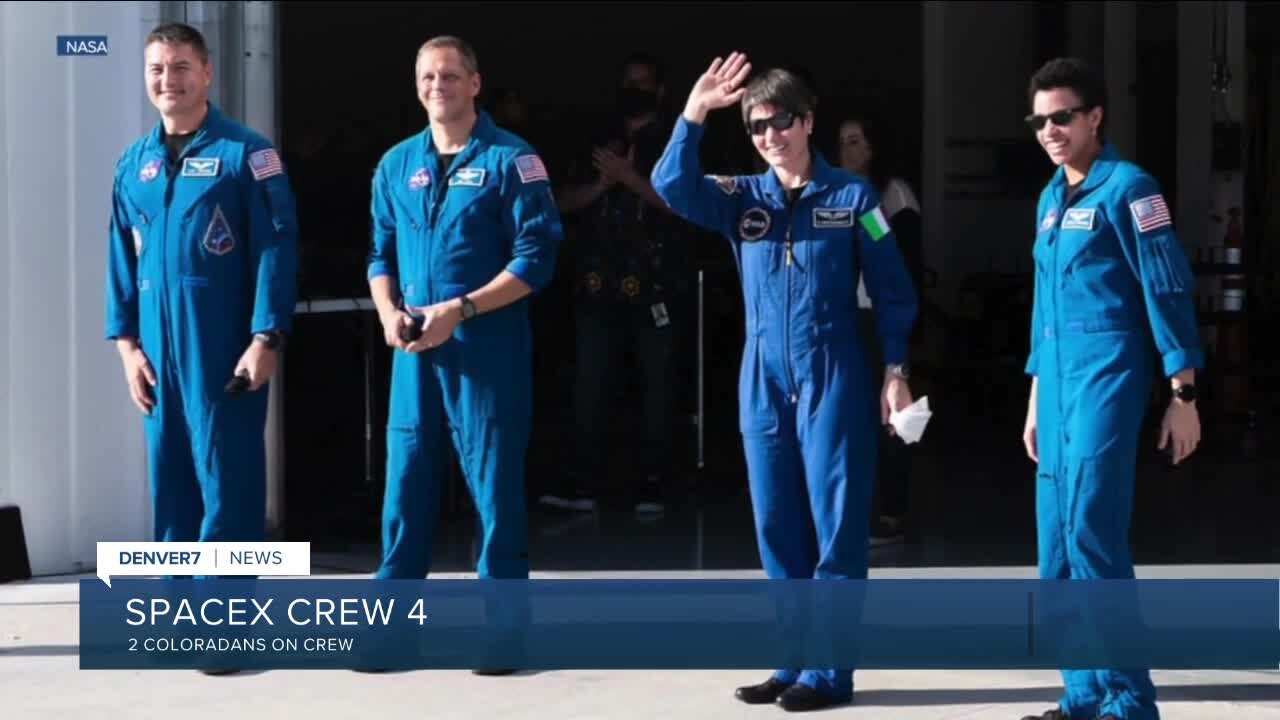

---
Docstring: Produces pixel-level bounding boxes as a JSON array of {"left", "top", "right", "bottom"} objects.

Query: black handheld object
[
  {"left": 224, "top": 370, "right": 251, "bottom": 394},
  {"left": 399, "top": 317, "right": 423, "bottom": 344}
]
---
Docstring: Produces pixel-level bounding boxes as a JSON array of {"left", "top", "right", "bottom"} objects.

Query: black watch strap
[
  {"left": 254, "top": 330, "right": 285, "bottom": 351},
  {"left": 460, "top": 295, "right": 478, "bottom": 321}
]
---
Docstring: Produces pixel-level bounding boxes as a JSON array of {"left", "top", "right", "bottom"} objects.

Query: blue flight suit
[
  {"left": 368, "top": 111, "right": 562, "bottom": 581},
  {"left": 105, "top": 103, "right": 299, "bottom": 545},
  {"left": 651, "top": 117, "right": 918, "bottom": 699},
  {"left": 1026, "top": 143, "right": 1203, "bottom": 720}
]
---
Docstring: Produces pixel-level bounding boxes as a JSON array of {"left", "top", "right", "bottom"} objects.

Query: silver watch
[{"left": 886, "top": 363, "right": 910, "bottom": 380}]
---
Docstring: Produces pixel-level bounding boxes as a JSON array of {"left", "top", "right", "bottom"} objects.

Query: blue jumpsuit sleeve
[
  {"left": 501, "top": 151, "right": 563, "bottom": 292},
  {"left": 367, "top": 160, "right": 398, "bottom": 282},
  {"left": 104, "top": 167, "right": 138, "bottom": 340},
  {"left": 243, "top": 140, "right": 300, "bottom": 335},
  {"left": 1116, "top": 176, "right": 1204, "bottom": 376},
  {"left": 857, "top": 191, "right": 919, "bottom": 366},
  {"left": 650, "top": 116, "right": 741, "bottom": 237}
]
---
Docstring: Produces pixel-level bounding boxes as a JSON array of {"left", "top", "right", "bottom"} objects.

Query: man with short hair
[
  {"left": 105, "top": 22, "right": 298, "bottom": 557},
  {"left": 366, "top": 36, "right": 562, "bottom": 616}
]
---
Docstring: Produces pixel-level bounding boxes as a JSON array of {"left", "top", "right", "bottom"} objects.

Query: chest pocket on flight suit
[
  {"left": 810, "top": 206, "right": 859, "bottom": 336},
  {"left": 179, "top": 166, "right": 243, "bottom": 280},
  {"left": 437, "top": 169, "right": 504, "bottom": 293}
]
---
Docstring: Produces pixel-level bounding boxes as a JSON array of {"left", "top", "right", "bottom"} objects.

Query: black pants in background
[{"left": 572, "top": 301, "right": 678, "bottom": 487}]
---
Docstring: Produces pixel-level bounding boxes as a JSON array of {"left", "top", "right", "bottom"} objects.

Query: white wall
[
  {"left": 0, "top": 0, "right": 165, "bottom": 576},
  {"left": 0, "top": 1, "right": 279, "bottom": 576}
]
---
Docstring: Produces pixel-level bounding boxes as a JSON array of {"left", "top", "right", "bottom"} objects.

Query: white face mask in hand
[{"left": 889, "top": 396, "right": 932, "bottom": 444}]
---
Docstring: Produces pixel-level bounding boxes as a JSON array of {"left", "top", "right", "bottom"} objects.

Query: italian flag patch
[{"left": 860, "top": 205, "right": 890, "bottom": 241}]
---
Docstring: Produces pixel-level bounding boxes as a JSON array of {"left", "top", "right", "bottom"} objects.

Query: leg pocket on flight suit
[
  {"left": 387, "top": 351, "right": 428, "bottom": 431},
  {"left": 1067, "top": 454, "right": 1132, "bottom": 576},
  {"left": 738, "top": 332, "right": 780, "bottom": 435}
]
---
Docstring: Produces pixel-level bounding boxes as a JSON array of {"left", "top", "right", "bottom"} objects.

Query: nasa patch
[
  {"left": 408, "top": 168, "right": 431, "bottom": 191},
  {"left": 139, "top": 159, "right": 161, "bottom": 183},
  {"left": 1040, "top": 210, "right": 1058, "bottom": 231},
  {"left": 739, "top": 207, "right": 772, "bottom": 242}
]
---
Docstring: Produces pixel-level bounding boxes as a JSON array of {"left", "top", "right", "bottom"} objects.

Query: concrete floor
[{"left": 4, "top": 565, "right": 1278, "bottom": 720}]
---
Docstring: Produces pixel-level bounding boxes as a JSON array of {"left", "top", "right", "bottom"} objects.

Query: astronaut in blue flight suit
[
  {"left": 366, "top": 35, "right": 561, "bottom": 604},
  {"left": 651, "top": 53, "right": 918, "bottom": 713},
  {"left": 1020, "top": 58, "right": 1203, "bottom": 720},
  {"left": 105, "top": 24, "right": 298, "bottom": 551}
]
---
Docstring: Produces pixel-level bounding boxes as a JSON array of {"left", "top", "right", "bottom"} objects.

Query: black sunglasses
[
  {"left": 748, "top": 111, "right": 797, "bottom": 136},
  {"left": 1024, "top": 106, "right": 1087, "bottom": 131}
]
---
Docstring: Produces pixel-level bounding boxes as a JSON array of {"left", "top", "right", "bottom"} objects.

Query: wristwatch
[
  {"left": 1172, "top": 383, "right": 1197, "bottom": 404},
  {"left": 253, "top": 330, "right": 285, "bottom": 351},
  {"left": 459, "top": 295, "right": 478, "bottom": 322},
  {"left": 886, "top": 363, "right": 910, "bottom": 380}
]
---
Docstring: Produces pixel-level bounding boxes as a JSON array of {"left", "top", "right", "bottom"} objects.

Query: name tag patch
[
  {"left": 449, "top": 168, "right": 486, "bottom": 187},
  {"left": 1061, "top": 208, "right": 1095, "bottom": 231},
  {"left": 813, "top": 207, "right": 854, "bottom": 228},
  {"left": 181, "top": 157, "right": 220, "bottom": 178}
]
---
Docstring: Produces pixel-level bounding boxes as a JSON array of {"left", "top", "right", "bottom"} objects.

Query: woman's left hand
[
  {"left": 882, "top": 375, "right": 913, "bottom": 436},
  {"left": 1159, "top": 398, "right": 1201, "bottom": 464}
]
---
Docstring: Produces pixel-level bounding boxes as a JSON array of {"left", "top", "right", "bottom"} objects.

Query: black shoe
[
  {"left": 635, "top": 475, "right": 665, "bottom": 514},
  {"left": 869, "top": 515, "right": 904, "bottom": 546},
  {"left": 472, "top": 668, "right": 517, "bottom": 676},
  {"left": 734, "top": 677, "right": 791, "bottom": 704},
  {"left": 352, "top": 667, "right": 390, "bottom": 674},
  {"left": 197, "top": 668, "right": 240, "bottom": 676},
  {"left": 777, "top": 684, "right": 849, "bottom": 712},
  {"left": 1020, "top": 709, "right": 1068, "bottom": 720},
  {"left": 538, "top": 483, "right": 596, "bottom": 511}
]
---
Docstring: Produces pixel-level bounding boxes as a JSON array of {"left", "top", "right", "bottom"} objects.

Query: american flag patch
[
  {"left": 515, "top": 154, "right": 549, "bottom": 184},
  {"left": 1130, "top": 194, "right": 1172, "bottom": 233},
  {"left": 248, "top": 147, "right": 283, "bottom": 181}
]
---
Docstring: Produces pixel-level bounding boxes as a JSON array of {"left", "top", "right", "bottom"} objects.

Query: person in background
[
  {"left": 836, "top": 111, "right": 924, "bottom": 545},
  {"left": 544, "top": 52, "right": 689, "bottom": 515}
]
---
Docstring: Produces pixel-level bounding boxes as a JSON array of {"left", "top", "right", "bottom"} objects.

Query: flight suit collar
[
  {"left": 1048, "top": 141, "right": 1120, "bottom": 205},
  {"left": 759, "top": 151, "right": 836, "bottom": 208},
  {"left": 419, "top": 109, "right": 497, "bottom": 183},
  {"left": 144, "top": 102, "right": 226, "bottom": 153}
]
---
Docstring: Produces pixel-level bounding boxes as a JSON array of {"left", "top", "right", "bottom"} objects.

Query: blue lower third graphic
[{"left": 78, "top": 579, "right": 1280, "bottom": 670}]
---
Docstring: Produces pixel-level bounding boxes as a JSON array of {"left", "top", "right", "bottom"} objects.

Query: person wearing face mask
[
  {"left": 836, "top": 112, "right": 924, "bottom": 546},
  {"left": 651, "top": 53, "right": 918, "bottom": 712},
  {"left": 105, "top": 23, "right": 298, "bottom": 609},
  {"left": 542, "top": 52, "right": 689, "bottom": 516},
  {"left": 1020, "top": 57, "right": 1202, "bottom": 720}
]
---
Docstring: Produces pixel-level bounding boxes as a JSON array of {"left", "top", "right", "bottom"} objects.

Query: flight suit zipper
[{"left": 782, "top": 223, "right": 798, "bottom": 405}]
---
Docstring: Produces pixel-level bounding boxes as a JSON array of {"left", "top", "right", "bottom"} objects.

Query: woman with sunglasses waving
[
  {"left": 1020, "top": 58, "right": 1203, "bottom": 720},
  {"left": 650, "top": 52, "right": 918, "bottom": 713}
]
